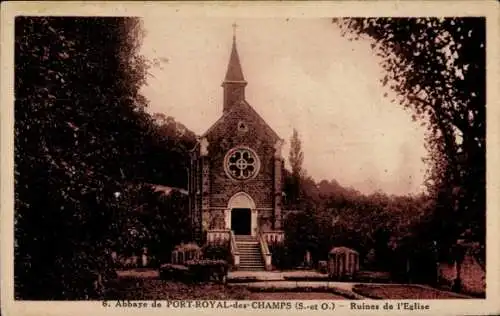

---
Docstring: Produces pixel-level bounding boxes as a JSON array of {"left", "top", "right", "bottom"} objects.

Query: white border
[{"left": 1, "top": 1, "right": 499, "bottom": 316}]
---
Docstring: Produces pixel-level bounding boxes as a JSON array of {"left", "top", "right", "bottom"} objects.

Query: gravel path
[{"left": 248, "top": 292, "right": 348, "bottom": 300}]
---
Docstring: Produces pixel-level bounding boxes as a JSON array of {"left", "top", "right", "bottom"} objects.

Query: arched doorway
[
  {"left": 227, "top": 192, "right": 256, "bottom": 236},
  {"left": 231, "top": 208, "right": 251, "bottom": 235}
]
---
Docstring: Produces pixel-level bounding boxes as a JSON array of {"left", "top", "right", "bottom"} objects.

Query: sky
[{"left": 139, "top": 17, "right": 428, "bottom": 196}]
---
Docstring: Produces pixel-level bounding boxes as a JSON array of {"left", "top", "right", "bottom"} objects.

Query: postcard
[{"left": 1, "top": 1, "right": 499, "bottom": 315}]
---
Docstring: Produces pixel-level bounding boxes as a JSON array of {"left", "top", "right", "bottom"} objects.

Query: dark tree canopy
[
  {"left": 334, "top": 17, "right": 486, "bottom": 250},
  {"left": 14, "top": 16, "right": 194, "bottom": 299}
]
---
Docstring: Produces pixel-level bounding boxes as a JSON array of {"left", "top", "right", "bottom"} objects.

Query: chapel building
[{"left": 188, "top": 32, "right": 285, "bottom": 269}]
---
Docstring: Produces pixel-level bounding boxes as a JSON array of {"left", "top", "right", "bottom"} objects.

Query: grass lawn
[
  {"left": 104, "top": 278, "right": 251, "bottom": 300},
  {"left": 353, "top": 284, "right": 473, "bottom": 299},
  {"left": 104, "top": 275, "right": 351, "bottom": 300}
]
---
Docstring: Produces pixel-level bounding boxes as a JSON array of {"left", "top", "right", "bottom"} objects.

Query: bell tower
[{"left": 222, "top": 23, "right": 247, "bottom": 113}]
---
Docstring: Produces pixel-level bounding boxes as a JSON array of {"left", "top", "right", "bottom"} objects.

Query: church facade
[{"left": 188, "top": 33, "right": 285, "bottom": 247}]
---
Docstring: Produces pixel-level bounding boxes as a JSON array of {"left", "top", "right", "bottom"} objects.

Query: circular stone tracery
[{"left": 224, "top": 147, "right": 260, "bottom": 180}]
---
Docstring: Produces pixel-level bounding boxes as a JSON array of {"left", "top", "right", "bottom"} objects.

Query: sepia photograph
[{"left": 1, "top": 1, "right": 499, "bottom": 315}]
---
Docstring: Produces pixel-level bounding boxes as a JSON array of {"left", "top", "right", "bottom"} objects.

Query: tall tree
[
  {"left": 335, "top": 17, "right": 486, "bottom": 292},
  {"left": 289, "top": 128, "right": 304, "bottom": 177},
  {"left": 144, "top": 113, "right": 197, "bottom": 188},
  {"left": 14, "top": 17, "right": 150, "bottom": 299},
  {"left": 288, "top": 128, "right": 305, "bottom": 204},
  {"left": 335, "top": 17, "right": 486, "bottom": 251}
]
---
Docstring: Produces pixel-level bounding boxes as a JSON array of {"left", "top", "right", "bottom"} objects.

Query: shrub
[
  {"left": 171, "top": 243, "right": 202, "bottom": 265},
  {"left": 116, "top": 255, "right": 140, "bottom": 269},
  {"left": 318, "top": 260, "right": 328, "bottom": 274},
  {"left": 145, "top": 255, "right": 162, "bottom": 268},
  {"left": 354, "top": 271, "right": 392, "bottom": 283},
  {"left": 159, "top": 264, "right": 191, "bottom": 282},
  {"left": 175, "top": 243, "right": 202, "bottom": 252},
  {"left": 363, "top": 248, "right": 377, "bottom": 270},
  {"left": 202, "top": 242, "right": 231, "bottom": 263},
  {"left": 185, "top": 259, "right": 229, "bottom": 284},
  {"left": 269, "top": 244, "right": 291, "bottom": 270}
]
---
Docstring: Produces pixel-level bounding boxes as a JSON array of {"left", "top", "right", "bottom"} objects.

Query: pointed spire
[
  {"left": 222, "top": 23, "right": 247, "bottom": 113},
  {"left": 224, "top": 23, "right": 246, "bottom": 83}
]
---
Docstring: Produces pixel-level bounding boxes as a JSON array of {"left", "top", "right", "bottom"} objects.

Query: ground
[
  {"left": 104, "top": 278, "right": 251, "bottom": 300},
  {"left": 249, "top": 292, "right": 347, "bottom": 300},
  {"left": 352, "top": 284, "right": 472, "bottom": 299},
  {"left": 105, "top": 269, "right": 474, "bottom": 300}
]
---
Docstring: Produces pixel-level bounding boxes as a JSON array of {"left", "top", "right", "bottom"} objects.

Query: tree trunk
[{"left": 452, "top": 259, "right": 463, "bottom": 292}]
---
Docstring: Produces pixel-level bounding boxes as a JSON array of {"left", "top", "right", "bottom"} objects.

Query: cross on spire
[
  {"left": 224, "top": 23, "right": 245, "bottom": 83},
  {"left": 222, "top": 22, "right": 247, "bottom": 113},
  {"left": 232, "top": 22, "right": 238, "bottom": 41}
]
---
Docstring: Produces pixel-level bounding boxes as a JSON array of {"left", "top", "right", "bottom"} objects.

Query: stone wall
[
  {"left": 438, "top": 254, "right": 485, "bottom": 296},
  {"left": 206, "top": 102, "right": 279, "bottom": 210},
  {"left": 190, "top": 101, "right": 284, "bottom": 238}
]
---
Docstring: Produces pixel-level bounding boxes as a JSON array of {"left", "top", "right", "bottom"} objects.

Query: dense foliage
[
  {"left": 275, "top": 18, "right": 486, "bottom": 286},
  {"left": 111, "top": 187, "right": 192, "bottom": 266},
  {"left": 14, "top": 17, "right": 194, "bottom": 299},
  {"left": 281, "top": 173, "right": 434, "bottom": 276},
  {"left": 334, "top": 17, "right": 486, "bottom": 255}
]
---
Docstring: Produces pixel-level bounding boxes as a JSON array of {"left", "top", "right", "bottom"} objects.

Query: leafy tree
[
  {"left": 138, "top": 188, "right": 191, "bottom": 265},
  {"left": 287, "top": 128, "right": 305, "bottom": 204},
  {"left": 14, "top": 16, "right": 198, "bottom": 299},
  {"left": 14, "top": 16, "right": 152, "bottom": 299},
  {"left": 282, "top": 168, "right": 437, "bottom": 274},
  {"left": 143, "top": 114, "right": 197, "bottom": 187},
  {"left": 289, "top": 128, "right": 304, "bottom": 178},
  {"left": 335, "top": 17, "right": 486, "bottom": 258}
]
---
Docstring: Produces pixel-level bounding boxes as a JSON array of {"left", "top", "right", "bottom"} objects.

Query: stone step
[
  {"left": 238, "top": 248, "right": 260, "bottom": 252},
  {"left": 240, "top": 256, "right": 263, "bottom": 260},
  {"left": 240, "top": 256, "right": 262, "bottom": 259},
  {"left": 240, "top": 261, "right": 264, "bottom": 265},
  {"left": 240, "top": 263, "right": 264, "bottom": 266},
  {"left": 239, "top": 266, "right": 265, "bottom": 270},
  {"left": 235, "top": 237, "right": 257, "bottom": 242},
  {"left": 239, "top": 264, "right": 265, "bottom": 268},
  {"left": 240, "top": 257, "right": 264, "bottom": 261},
  {"left": 239, "top": 254, "right": 262, "bottom": 258}
]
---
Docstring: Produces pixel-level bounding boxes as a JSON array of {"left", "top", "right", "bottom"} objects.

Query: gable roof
[{"left": 201, "top": 100, "right": 282, "bottom": 141}]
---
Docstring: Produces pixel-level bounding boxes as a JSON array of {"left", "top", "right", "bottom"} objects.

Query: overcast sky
[{"left": 139, "top": 17, "right": 428, "bottom": 195}]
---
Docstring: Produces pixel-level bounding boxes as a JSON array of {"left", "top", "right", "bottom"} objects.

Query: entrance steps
[{"left": 234, "top": 235, "right": 265, "bottom": 271}]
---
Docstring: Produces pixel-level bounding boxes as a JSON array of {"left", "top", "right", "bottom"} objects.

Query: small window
[
  {"left": 220, "top": 139, "right": 230, "bottom": 150},
  {"left": 237, "top": 120, "right": 248, "bottom": 133}
]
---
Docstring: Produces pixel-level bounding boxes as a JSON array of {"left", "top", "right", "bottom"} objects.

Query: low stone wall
[{"left": 438, "top": 254, "right": 485, "bottom": 296}]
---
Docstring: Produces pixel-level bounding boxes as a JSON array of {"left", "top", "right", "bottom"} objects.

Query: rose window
[{"left": 224, "top": 147, "right": 260, "bottom": 180}]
